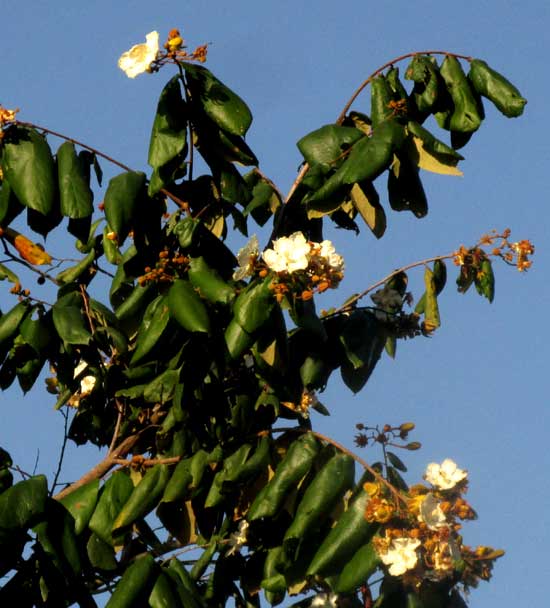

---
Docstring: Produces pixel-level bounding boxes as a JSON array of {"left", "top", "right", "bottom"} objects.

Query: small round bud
[{"left": 405, "top": 441, "right": 422, "bottom": 451}]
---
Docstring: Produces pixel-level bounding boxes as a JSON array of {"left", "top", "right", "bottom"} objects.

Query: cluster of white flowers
[
  {"left": 262, "top": 232, "right": 344, "bottom": 275},
  {"left": 118, "top": 31, "right": 160, "bottom": 78},
  {"left": 424, "top": 458, "right": 467, "bottom": 490},
  {"left": 310, "top": 592, "right": 339, "bottom": 607},
  {"left": 379, "top": 536, "right": 422, "bottom": 576},
  {"left": 418, "top": 493, "right": 447, "bottom": 530}
]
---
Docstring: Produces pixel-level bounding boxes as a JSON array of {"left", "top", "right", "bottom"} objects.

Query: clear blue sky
[{"left": 2, "top": 2, "right": 548, "bottom": 606}]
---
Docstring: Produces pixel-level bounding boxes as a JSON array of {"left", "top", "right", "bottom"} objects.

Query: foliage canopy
[{"left": 0, "top": 29, "right": 532, "bottom": 608}]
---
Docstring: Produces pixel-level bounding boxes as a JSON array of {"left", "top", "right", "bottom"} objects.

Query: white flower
[
  {"left": 118, "top": 31, "right": 159, "bottom": 78},
  {"left": 74, "top": 361, "right": 96, "bottom": 396},
  {"left": 226, "top": 520, "right": 249, "bottom": 556},
  {"left": 262, "top": 232, "right": 311, "bottom": 274},
  {"left": 311, "top": 592, "right": 339, "bottom": 607},
  {"left": 233, "top": 235, "right": 259, "bottom": 281},
  {"left": 418, "top": 493, "right": 447, "bottom": 530},
  {"left": 379, "top": 536, "right": 421, "bottom": 576},
  {"left": 424, "top": 459, "right": 467, "bottom": 490},
  {"left": 318, "top": 239, "right": 344, "bottom": 272}
]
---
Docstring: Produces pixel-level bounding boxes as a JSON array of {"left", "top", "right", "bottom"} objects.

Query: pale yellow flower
[
  {"left": 379, "top": 536, "right": 421, "bottom": 576},
  {"left": 118, "top": 31, "right": 160, "bottom": 78},
  {"left": 418, "top": 493, "right": 447, "bottom": 530},
  {"left": 424, "top": 459, "right": 467, "bottom": 490},
  {"left": 263, "top": 232, "right": 311, "bottom": 274}
]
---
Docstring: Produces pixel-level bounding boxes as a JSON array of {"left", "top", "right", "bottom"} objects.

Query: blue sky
[{"left": 1, "top": 2, "right": 548, "bottom": 606}]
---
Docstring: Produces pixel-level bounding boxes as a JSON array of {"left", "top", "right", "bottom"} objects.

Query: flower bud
[{"left": 405, "top": 442, "right": 422, "bottom": 451}]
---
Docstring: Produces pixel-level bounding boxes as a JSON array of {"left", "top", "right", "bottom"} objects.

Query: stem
[
  {"left": 50, "top": 409, "right": 70, "bottom": 496},
  {"left": 285, "top": 50, "right": 473, "bottom": 202}
]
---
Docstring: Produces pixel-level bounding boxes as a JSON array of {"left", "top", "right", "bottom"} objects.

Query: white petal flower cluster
[
  {"left": 310, "top": 592, "right": 339, "bottom": 607},
  {"left": 379, "top": 536, "right": 421, "bottom": 576},
  {"left": 262, "top": 232, "right": 344, "bottom": 275},
  {"left": 424, "top": 458, "right": 467, "bottom": 490},
  {"left": 118, "top": 31, "right": 160, "bottom": 78},
  {"left": 263, "top": 232, "right": 311, "bottom": 274},
  {"left": 418, "top": 493, "right": 447, "bottom": 530},
  {"left": 233, "top": 235, "right": 260, "bottom": 280}
]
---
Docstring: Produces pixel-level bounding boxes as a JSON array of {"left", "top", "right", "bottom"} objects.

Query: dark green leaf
[
  {"left": 438, "top": 56, "right": 482, "bottom": 133},
  {"left": 188, "top": 256, "right": 235, "bottom": 305},
  {"left": 104, "top": 171, "right": 146, "bottom": 245},
  {"left": 168, "top": 279, "right": 211, "bottom": 334},
  {"left": 55, "top": 248, "right": 96, "bottom": 285},
  {"left": 232, "top": 277, "right": 274, "bottom": 334},
  {"left": 89, "top": 471, "right": 134, "bottom": 546},
  {"left": 0, "top": 475, "right": 47, "bottom": 530},
  {"left": 184, "top": 64, "right": 253, "bottom": 136},
  {"left": 0, "top": 302, "right": 30, "bottom": 349},
  {"left": 52, "top": 292, "right": 92, "bottom": 345},
  {"left": 130, "top": 295, "right": 171, "bottom": 365},
  {"left": 59, "top": 479, "right": 100, "bottom": 535},
  {"left": 143, "top": 369, "right": 180, "bottom": 404},
  {"left": 386, "top": 451, "right": 407, "bottom": 472},
  {"left": 148, "top": 76, "right": 187, "bottom": 170},
  {"left": 105, "top": 554, "right": 157, "bottom": 608},
  {"left": 387, "top": 152, "right": 428, "bottom": 218},
  {"left": 350, "top": 182, "right": 386, "bottom": 238},
  {"left": 334, "top": 541, "right": 380, "bottom": 592},
  {"left": 1, "top": 126, "right": 56, "bottom": 215},
  {"left": 474, "top": 258, "right": 495, "bottom": 303},
  {"left": 87, "top": 532, "right": 117, "bottom": 571},
  {"left": 57, "top": 141, "right": 94, "bottom": 218},
  {"left": 468, "top": 59, "right": 527, "bottom": 118},
  {"left": 297, "top": 125, "right": 363, "bottom": 167}
]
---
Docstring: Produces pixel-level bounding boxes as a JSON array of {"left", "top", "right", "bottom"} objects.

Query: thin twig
[
  {"left": 0, "top": 241, "right": 59, "bottom": 285},
  {"left": 50, "top": 409, "right": 70, "bottom": 496},
  {"left": 53, "top": 432, "right": 142, "bottom": 501},
  {"left": 108, "top": 400, "right": 125, "bottom": 455}
]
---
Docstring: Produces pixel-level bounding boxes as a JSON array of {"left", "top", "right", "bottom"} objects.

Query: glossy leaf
[
  {"left": 59, "top": 479, "right": 100, "bottom": 535},
  {"left": 0, "top": 126, "right": 56, "bottom": 215},
  {"left": 371, "top": 74, "right": 394, "bottom": 127},
  {"left": 55, "top": 249, "right": 96, "bottom": 284},
  {"left": 86, "top": 532, "right": 117, "bottom": 570},
  {"left": 105, "top": 554, "right": 157, "bottom": 608},
  {"left": 113, "top": 465, "right": 171, "bottom": 533},
  {"left": 57, "top": 141, "right": 94, "bottom": 218},
  {"left": 232, "top": 277, "right": 274, "bottom": 334},
  {"left": 0, "top": 475, "right": 47, "bottom": 530},
  {"left": 247, "top": 433, "right": 320, "bottom": 520},
  {"left": 405, "top": 55, "right": 440, "bottom": 113},
  {"left": 388, "top": 152, "right": 428, "bottom": 218},
  {"left": 104, "top": 171, "right": 146, "bottom": 245},
  {"left": 52, "top": 292, "right": 92, "bottom": 345},
  {"left": 438, "top": 56, "right": 482, "bottom": 133},
  {"left": 188, "top": 256, "right": 235, "bottom": 305},
  {"left": 283, "top": 453, "right": 355, "bottom": 549},
  {"left": 0, "top": 302, "right": 29, "bottom": 349},
  {"left": 334, "top": 541, "right": 380, "bottom": 592},
  {"left": 148, "top": 76, "right": 187, "bottom": 170},
  {"left": 89, "top": 471, "right": 134, "bottom": 546},
  {"left": 130, "top": 295, "right": 171, "bottom": 365},
  {"left": 168, "top": 279, "right": 211, "bottom": 334},
  {"left": 474, "top": 258, "right": 495, "bottom": 302},
  {"left": 297, "top": 125, "right": 364, "bottom": 167},
  {"left": 307, "top": 487, "right": 377, "bottom": 577},
  {"left": 184, "top": 64, "right": 253, "bottom": 136}
]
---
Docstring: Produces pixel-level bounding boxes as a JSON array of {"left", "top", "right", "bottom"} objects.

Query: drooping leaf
[
  {"left": 55, "top": 248, "right": 96, "bottom": 284},
  {"left": 424, "top": 266, "right": 441, "bottom": 329},
  {"left": 387, "top": 153, "right": 428, "bottom": 218},
  {"left": 57, "top": 141, "right": 94, "bottom": 218},
  {"left": 59, "top": 479, "right": 100, "bottom": 535},
  {"left": 148, "top": 76, "right": 188, "bottom": 170},
  {"left": 297, "top": 125, "right": 364, "bottom": 167},
  {"left": 105, "top": 554, "right": 157, "bottom": 608},
  {"left": 474, "top": 258, "right": 495, "bottom": 303},
  {"left": 188, "top": 256, "right": 235, "bottom": 305},
  {"left": 104, "top": 171, "right": 147, "bottom": 245},
  {"left": 184, "top": 64, "right": 253, "bottom": 136},
  {"left": 334, "top": 541, "right": 381, "bottom": 593},
  {"left": 468, "top": 59, "right": 527, "bottom": 118},
  {"left": 371, "top": 74, "right": 394, "bottom": 127},
  {"left": 52, "top": 292, "right": 92, "bottom": 346},
  {"left": 0, "top": 126, "right": 56, "bottom": 215},
  {"left": 415, "top": 259, "right": 447, "bottom": 314},
  {"left": 232, "top": 277, "right": 274, "bottom": 334},
  {"left": 130, "top": 295, "right": 171, "bottom": 365},
  {"left": 0, "top": 475, "right": 48, "bottom": 530},
  {"left": 349, "top": 182, "right": 386, "bottom": 238},
  {"left": 408, "top": 135, "right": 463, "bottom": 176},
  {"left": 0, "top": 302, "right": 30, "bottom": 349},
  {"left": 405, "top": 55, "right": 440, "bottom": 114}
]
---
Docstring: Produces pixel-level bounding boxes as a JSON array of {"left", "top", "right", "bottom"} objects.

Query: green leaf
[
  {"left": 243, "top": 170, "right": 282, "bottom": 226},
  {"left": 232, "top": 277, "right": 274, "bottom": 334},
  {"left": 405, "top": 55, "right": 440, "bottom": 114},
  {"left": 307, "top": 487, "right": 377, "bottom": 577},
  {"left": 148, "top": 76, "right": 188, "bottom": 170},
  {"left": 469, "top": 59, "right": 527, "bottom": 118},
  {"left": 143, "top": 369, "right": 180, "bottom": 404},
  {"left": 224, "top": 317, "right": 254, "bottom": 359},
  {"left": 406, "top": 122, "right": 464, "bottom": 162},
  {"left": 104, "top": 171, "right": 146, "bottom": 245},
  {"left": 149, "top": 571, "right": 181, "bottom": 608},
  {"left": 59, "top": 479, "right": 100, "bottom": 535},
  {"left": 0, "top": 263, "right": 19, "bottom": 284},
  {"left": 1, "top": 126, "right": 56, "bottom": 215},
  {"left": 0, "top": 302, "right": 30, "bottom": 350},
  {"left": 474, "top": 258, "right": 495, "bottom": 303},
  {"left": 105, "top": 554, "right": 157, "bottom": 608},
  {"left": 57, "top": 141, "right": 94, "bottom": 218},
  {"left": 438, "top": 56, "right": 483, "bottom": 133},
  {"left": 247, "top": 433, "right": 320, "bottom": 521},
  {"left": 0, "top": 475, "right": 47, "bottom": 530},
  {"left": 283, "top": 453, "right": 355, "bottom": 549},
  {"left": 89, "top": 471, "right": 134, "bottom": 546},
  {"left": 168, "top": 279, "right": 211, "bottom": 334},
  {"left": 112, "top": 465, "right": 171, "bottom": 534},
  {"left": 334, "top": 541, "right": 380, "bottom": 593},
  {"left": 387, "top": 451, "right": 407, "bottom": 472},
  {"left": 415, "top": 259, "right": 447, "bottom": 314},
  {"left": 188, "top": 256, "right": 235, "bottom": 305},
  {"left": 204, "top": 444, "right": 252, "bottom": 508},
  {"left": 130, "top": 295, "right": 171, "bottom": 365},
  {"left": 52, "top": 292, "right": 92, "bottom": 345},
  {"left": 0, "top": 178, "right": 24, "bottom": 226},
  {"left": 87, "top": 532, "right": 117, "bottom": 571},
  {"left": 350, "top": 182, "right": 386, "bottom": 238},
  {"left": 371, "top": 74, "right": 394, "bottom": 127},
  {"left": 297, "top": 125, "right": 364, "bottom": 167},
  {"left": 166, "top": 559, "right": 207, "bottom": 608},
  {"left": 184, "top": 64, "right": 253, "bottom": 136},
  {"left": 162, "top": 450, "right": 210, "bottom": 503}
]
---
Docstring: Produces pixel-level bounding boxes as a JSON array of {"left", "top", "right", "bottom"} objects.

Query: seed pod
[{"left": 468, "top": 59, "right": 527, "bottom": 118}]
